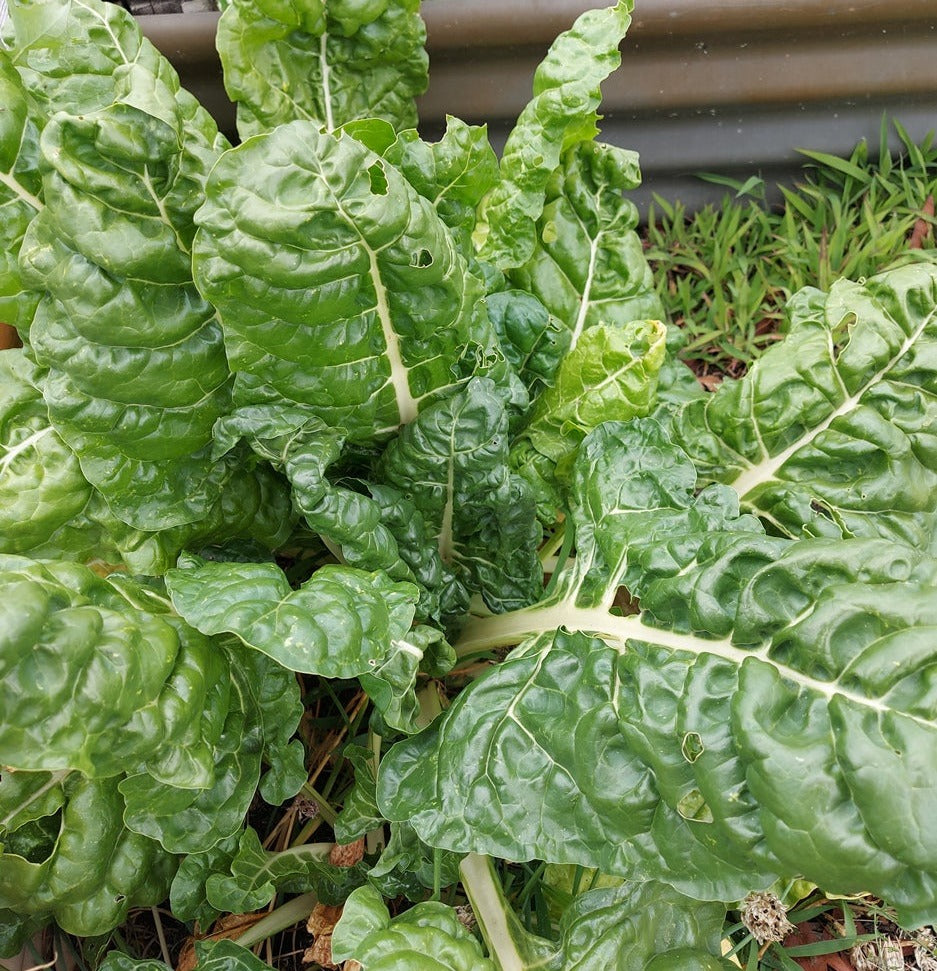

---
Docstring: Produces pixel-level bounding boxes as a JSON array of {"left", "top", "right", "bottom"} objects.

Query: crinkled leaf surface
[
  {"left": 193, "top": 123, "right": 487, "bottom": 440},
  {"left": 381, "top": 117, "right": 499, "bottom": 253},
  {"left": 0, "top": 351, "right": 292, "bottom": 573},
  {"left": 217, "top": 0, "right": 427, "bottom": 139},
  {"left": 118, "top": 656, "right": 263, "bottom": 854},
  {"left": 378, "top": 377, "right": 542, "bottom": 613},
  {"left": 485, "top": 289, "right": 570, "bottom": 396},
  {"left": 332, "top": 885, "right": 495, "bottom": 970},
  {"left": 0, "top": 773, "right": 176, "bottom": 937},
  {"left": 166, "top": 554, "right": 418, "bottom": 678},
  {"left": 0, "top": 52, "right": 42, "bottom": 331},
  {"left": 508, "top": 141, "right": 662, "bottom": 347},
  {"left": 213, "top": 405, "right": 411, "bottom": 581},
  {"left": 380, "top": 419, "right": 937, "bottom": 926},
  {"left": 546, "top": 880, "right": 731, "bottom": 971},
  {"left": 673, "top": 263, "right": 937, "bottom": 551},
  {"left": 0, "top": 556, "right": 228, "bottom": 784},
  {"left": 521, "top": 318, "right": 666, "bottom": 464},
  {"left": 7, "top": 0, "right": 243, "bottom": 530},
  {"left": 479, "top": 1, "right": 633, "bottom": 269}
]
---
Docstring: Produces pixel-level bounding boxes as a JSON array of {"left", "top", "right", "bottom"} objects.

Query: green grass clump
[{"left": 645, "top": 119, "right": 937, "bottom": 379}]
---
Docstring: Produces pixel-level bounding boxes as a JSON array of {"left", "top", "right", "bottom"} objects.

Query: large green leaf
[
  {"left": 166, "top": 555, "right": 418, "bottom": 678},
  {"left": 193, "top": 123, "right": 490, "bottom": 441},
  {"left": 0, "top": 773, "right": 176, "bottom": 937},
  {"left": 380, "top": 118, "right": 499, "bottom": 254},
  {"left": 479, "top": 1, "right": 634, "bottom": 270},
  {"left": 673, "top": 263, "right": 937, "bottom": 551},
  {"left": 332, "top": 885, "right": 496, "bottom": 970},
  {"left": 0, "top": 350, "right": 293, "bottom": 574},
  {"left": 458, "top": 855, "right": 732, "bottom": 971},
  {"left": 0, "top": 556, "right": 228, "bottom": 785},
  {"left": 217, "top": 0, "right": 427, "bottom": 139},
  {"left": 6, "top": 0, "right": 243, "bottom": 530},
  {"left": 379, "top": 419, "right": 937, "bottom": 927}
]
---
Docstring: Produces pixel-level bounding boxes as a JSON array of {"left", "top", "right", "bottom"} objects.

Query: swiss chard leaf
[
  {"left": 6, "top": 0, "right": 253, "bottom": 531},
  {"left": 192, "top": 123, "right": 489, "bottom": 441},
  {"left": 508, "top": 141, "right": 662, "bottom": 348},
  {"left": 0, "top": 52, "right": 42, "bottom": 331},
  {"left": 378, "top": 377, "right": 543, "bottom": 614},
  {"left": 0, "top": 773, "right": 176, "bottom": 937},
  {"left": 673, "top": 263, "right": 937, "bottom": 551},
  {"left": 479, "top": 1, "right": 634, "bottom": 270},
  {"left": 332, "top": 884, "right": 496, "bottom": 971},
  {"left": 380, "top": 419, "right": 937, "bottom": 927},
  {"left": 217, "top": 0, "right": 428, "bottom": 139}
]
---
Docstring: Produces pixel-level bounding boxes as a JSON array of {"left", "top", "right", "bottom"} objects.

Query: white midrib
[
  {"left": 1, "top": 426, "right": 53, "bottom": 473},
  {"left": 460, "top": 854, "right": 531, "bottom": 971},
  {"left": 0, "top": 168, "right": 43, "bottom": 212},
  {"left": 366, "top": 246, "right": 419, "bottom": 425},
  {"left": 729, "top": 305, "right": 936, "bottom": 497},
  {"left": 142, "top": 165, "right": 189, "bottom": 255},
  {"left": 319, "top": 31, "right": 335, "bottom": 132},
  {"left": 569, "top": 232, "right": 600, "bottom": 351},
  {"left": 457, "top": 602, "right": 927, "bottom": 728}
]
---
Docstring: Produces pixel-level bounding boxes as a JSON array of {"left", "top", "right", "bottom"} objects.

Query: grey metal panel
[{"left": 136, "top": 0, "right": 937, "bottom": 212}]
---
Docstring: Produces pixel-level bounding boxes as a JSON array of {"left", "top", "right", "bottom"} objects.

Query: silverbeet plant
[{"left": 0, "top": 0, "right": 936, "bottom": 967}]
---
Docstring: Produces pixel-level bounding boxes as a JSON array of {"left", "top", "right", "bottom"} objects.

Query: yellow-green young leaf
[
  {"left": 479, "top": 1, "right": 634, "bottom": 270},
  {"left": 508, "top": 141, "right": 662, "bottom": 348}
]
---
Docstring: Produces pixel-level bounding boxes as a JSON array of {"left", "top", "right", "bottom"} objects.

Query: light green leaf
[
  {"left": 332, "top": 885, "right": 495, "bottom": 970},
  {"left": 508, "top": 140, "right": 661, "bottom": 346},
  {"left": 217, "top": 0, "right": 427, "bottom": 139},
  {"left": 193, "top": 123, "right": 489, "bottom": 441},
  {"left": 522, "top": 318, "right": 667, "bottom": 464},
  {"left": 672, "top": 263, "right": 937, "bottom": 551},
  {"left": 479, "top": 1, "right": 634, "bottom": 269}
]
